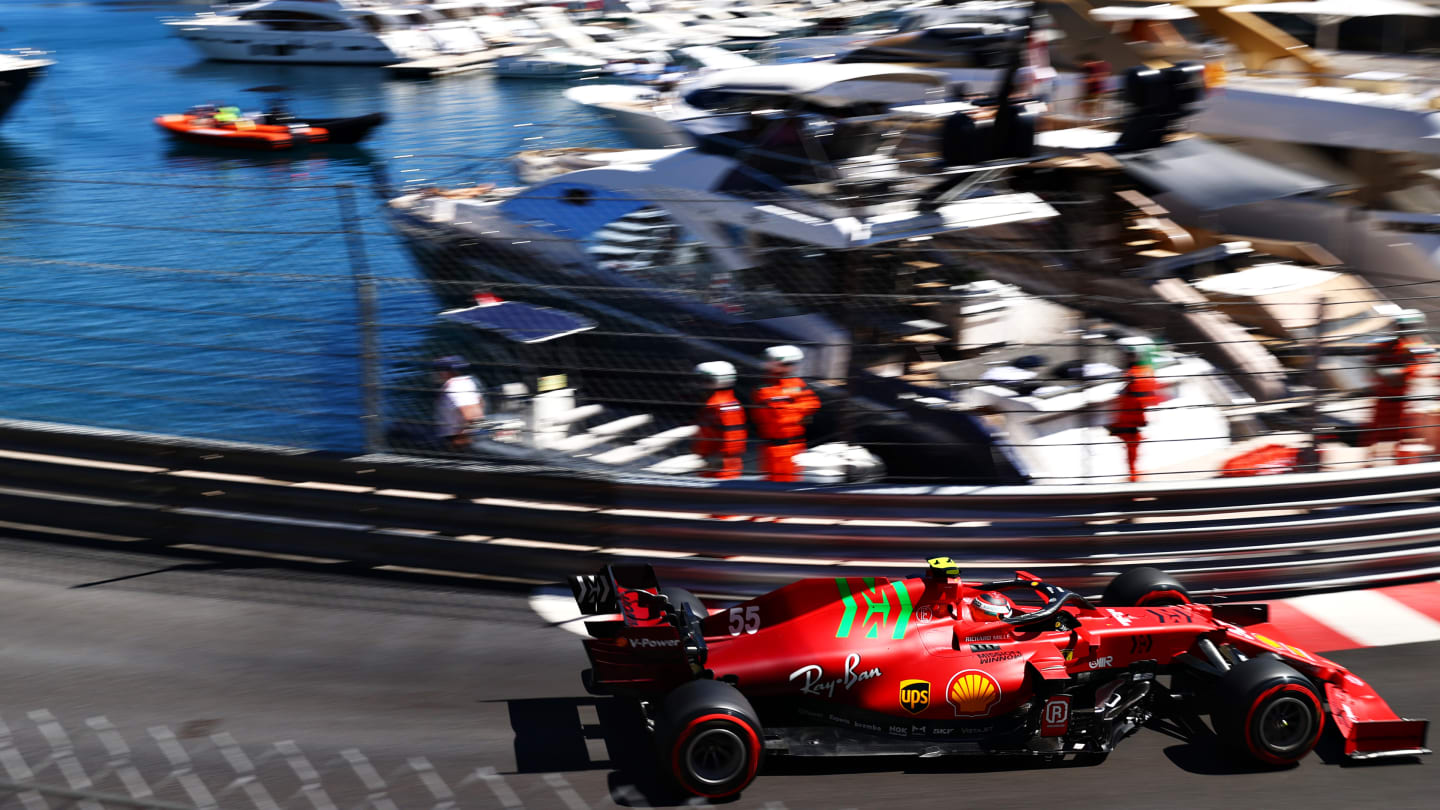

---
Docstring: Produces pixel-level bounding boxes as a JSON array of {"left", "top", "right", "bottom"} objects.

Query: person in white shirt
[{"left": 432, "top": 356, "right": 484, "bottom": 450}]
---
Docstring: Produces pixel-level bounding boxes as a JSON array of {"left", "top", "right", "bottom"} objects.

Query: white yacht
[
  {"left": 492, "top": 47, "right": 610, "bottom": 80},
  {"left": 1055, "top": 0, "right": 1440, "bottom": 311},
  {"left": 165, "top": 0, "right": 489, "bottom": 64},
  {"left": 566, "top": 61, "right": 951, "bottom": 148},
  {"left": 0, "top": 49, "right": 52, "bottom": 125}
]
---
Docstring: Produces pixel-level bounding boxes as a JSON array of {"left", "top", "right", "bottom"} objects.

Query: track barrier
[{"left": 4, "top": 418, "right": 1439, "bottom": 599}]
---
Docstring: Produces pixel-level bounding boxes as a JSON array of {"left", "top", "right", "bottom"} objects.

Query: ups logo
[{"left": 899, "top": 679, "right": 930, "bottom": 714}]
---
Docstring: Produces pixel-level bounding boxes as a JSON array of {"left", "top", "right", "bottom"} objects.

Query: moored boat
[{"left": 155, "top": 107, "right": 385, "bottom": 150}]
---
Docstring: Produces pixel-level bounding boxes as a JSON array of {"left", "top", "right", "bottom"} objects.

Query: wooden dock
[{"left": 385, "top": 46, "right": 526, "bottom": 79}]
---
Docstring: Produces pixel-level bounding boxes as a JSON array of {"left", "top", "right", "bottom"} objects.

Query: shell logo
[{"left": 946, "top": 670, "right": 1002, "bottom": 717}]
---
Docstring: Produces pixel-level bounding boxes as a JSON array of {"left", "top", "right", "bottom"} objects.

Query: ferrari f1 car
[{"left": 569, "top": 559, "right": 1429, "bottom": 800}]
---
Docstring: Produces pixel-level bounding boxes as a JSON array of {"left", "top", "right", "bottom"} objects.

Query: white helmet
[
  {"left": 695, "top": 360, "right": 737, "bottom": 389},
  {"left": 764, "top": 345, "right": 805, "bottom": 367},
  {"left": 1396, "top": 309, "right": 1427, "bottom": 336}
]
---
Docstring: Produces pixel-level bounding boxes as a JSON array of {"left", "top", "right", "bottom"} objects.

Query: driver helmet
[{"left": 972, "top": 591, "right": 1014, "bottom": 620}]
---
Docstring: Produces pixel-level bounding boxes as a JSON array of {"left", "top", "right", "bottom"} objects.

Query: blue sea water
[{"left": 0, "top": 0, "right": 624, "bottom": 450}]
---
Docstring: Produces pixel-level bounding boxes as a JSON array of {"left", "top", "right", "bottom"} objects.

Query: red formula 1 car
[{"left": 569, "top": 559, "right": 1429, "bottom": 800}]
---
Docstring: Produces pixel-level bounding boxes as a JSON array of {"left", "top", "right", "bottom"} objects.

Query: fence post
[
  {"left": 336, "top": 182, "right": 384, "bottom": 454},
  {"left": 1298, "top": 295, "right": 1326, "bottom": 470}
]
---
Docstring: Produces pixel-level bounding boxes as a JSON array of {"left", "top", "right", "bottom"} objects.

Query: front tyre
[
  {"left": 655, "top": 679, "right": 762, "bottom": 800},
  {"left": 1210, "top": 657, "right": 1324, "bottom": 766}
]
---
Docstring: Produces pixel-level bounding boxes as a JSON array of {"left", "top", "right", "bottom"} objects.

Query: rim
[
  {"left": 1255, "top": 694, "right": 1315, "bottom": 754},
  {"left": 683, "top": 726, "right": 748, "bottom": 787}
]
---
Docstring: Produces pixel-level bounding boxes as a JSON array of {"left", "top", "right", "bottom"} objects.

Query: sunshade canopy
[
  {"left": 1116, "top": 137, "right": 1339, "bottom": 215},
  {"left": 439, "top": 301, "right": 596, "bottom": 344}
]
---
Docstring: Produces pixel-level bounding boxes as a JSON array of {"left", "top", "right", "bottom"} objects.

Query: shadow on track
[{"left": 502, "top": 696, "right": 1116, "bottom": 807}]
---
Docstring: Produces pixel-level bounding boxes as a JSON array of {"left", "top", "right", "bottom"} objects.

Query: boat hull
[
  {"left": 165, "top": 23, "right": 435, "bottom": 65},
  {"left": 0, "top": 60, "right": 49, "bottom": 124},
  {"left": 155, "top": 113, "right": 385, "bottom": 150}
]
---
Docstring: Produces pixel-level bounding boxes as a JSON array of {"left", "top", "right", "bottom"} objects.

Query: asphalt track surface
[{"left": 0, "top": 536, "right": 1435, "bottom": 810}]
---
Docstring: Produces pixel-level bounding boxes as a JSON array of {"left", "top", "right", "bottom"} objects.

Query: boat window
[
  {"left": 583, "top": 206, "right": 749, "bottom": 312},
  {"left": 359, "top": 14, "right": 386, "bottom": 33},
  {"left": 238, "top": 10, "right": 349, "bottom": 32},
  {"left": 562, "top": 188, "right": 592, "bottom": 206}
]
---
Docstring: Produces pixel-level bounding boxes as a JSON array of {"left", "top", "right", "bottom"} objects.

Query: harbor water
[{"left": 0, "top": 0, "right": 625, "bottom": 450}]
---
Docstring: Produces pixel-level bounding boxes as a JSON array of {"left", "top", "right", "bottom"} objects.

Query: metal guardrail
[{"left": 1, "top": 418, "right": 1438, "bottom": 599}]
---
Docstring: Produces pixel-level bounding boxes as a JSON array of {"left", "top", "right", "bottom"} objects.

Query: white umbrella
[
  {"left": 1090, "top": 5, "right": 1198, "bottom": 22},
  {"left": 1227, "top": 0, "right": 1440, "bottom": 52}
]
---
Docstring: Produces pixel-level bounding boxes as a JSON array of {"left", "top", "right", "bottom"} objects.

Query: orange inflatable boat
[{"left": 155, "top": 109, "right": 385, "bottom": 150}]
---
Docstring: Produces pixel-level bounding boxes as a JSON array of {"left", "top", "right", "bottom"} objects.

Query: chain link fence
[{"left": 1, "top": 159, "right": 1437, "bottom": 485}]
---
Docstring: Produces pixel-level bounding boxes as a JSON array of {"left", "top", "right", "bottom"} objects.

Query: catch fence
[{"left": 1, "top": 167, "right": 1438, "bottom": 486}]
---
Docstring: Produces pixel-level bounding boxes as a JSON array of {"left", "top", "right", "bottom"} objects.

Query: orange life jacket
[
  {"left": 1373, "top": 337, "right": 1422, "bottom": 397},
  {"left": 693, "top": 389, "right": 747, "bottom": 458},
  {"left": 1110, "top": 364, "right": 1161, "bottom": 431},
  {"left": 751, "top": 376, "right": 820, "bottom": 443}
]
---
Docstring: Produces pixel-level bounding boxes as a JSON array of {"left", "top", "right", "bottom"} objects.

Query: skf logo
[
  {"left": 946, "top": 670, "right": 1002, "bottom": 717},
  {"left": 899, "top": 679, "right": 930, "bottom": 715}
]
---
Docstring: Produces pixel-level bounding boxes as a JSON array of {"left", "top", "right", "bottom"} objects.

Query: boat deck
[{"left": 386, "top": 46, "right": 528, "bottom": 79}]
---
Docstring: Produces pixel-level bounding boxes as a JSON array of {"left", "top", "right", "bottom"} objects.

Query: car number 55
[{"left": 729, "top": 606, "right": 760, "bottom": 635}]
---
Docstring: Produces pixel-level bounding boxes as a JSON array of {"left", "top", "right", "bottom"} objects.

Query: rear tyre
[
  {"left": 659, "top": 586, "right": 706, "bottom": 620},
  {"left": 1210, "top": 657, "right": 1323, "bottom": 766},
  {"left": 1102, "top": 567, "right": 1191, "bottom": 607},
  {"left": 655, "top": 679, "right": 762, "bottom": 800}
]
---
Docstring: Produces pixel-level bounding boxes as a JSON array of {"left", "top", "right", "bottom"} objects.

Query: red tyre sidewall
[
  {"left": 1135, "top": 589, "right": 1191, "bottom": 606},
  {"left": 669, "top": 712, "right": 761, "bottom": 800},
  {"left": 1242, "top": 683, "right": 1324, "bottom": 765}
]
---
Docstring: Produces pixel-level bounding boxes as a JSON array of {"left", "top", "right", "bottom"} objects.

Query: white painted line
[
  {"left": 290, "top": 481, "right": 374, "bottom": 494},
  {"left": 0, "top": 449, "right": 166, "bottom": 473},
  {"left": 543, "top": 772, "right": 591, "bottom": 810},
  {"left": 213, "top": 732, "right": 281, "bottom": 810},
  {"left": 275, "top": 740, "right": 336, "bottom": 810},
  {"left": 489, "top": 538, "right": 599, "bottom": 552},
  {"left": 473, "top": 766, "right": 523, "bottom": 809},
  {"left": 30, "top": 709, "right": 99, "bottom": 808},
  {"left": 477, "top": 497, "right": 598, "bottom": 512},
  {"left": 148, "top": 726, "right": 219, "bottom": 810},
  {"left": 0, "top": 716, "right": 47, "bottom": 810},
  {"left": 87, "top": 716, "right": 155, "bottom": 801},
  {"left": 600, "top": 547, "right": 694, "bottom": 559},
  {"left": 373, "top": 565, "right": 549, "bottom": 585},
  {"left": 1286, "top": 589, "right": 1440, "bottom": 647},
  {"left": 339, "top": 750, "right": 384, "bottom": 792},
  {"left": 726, "top": 555, "right": 843, "bottom": 566},
  {"left": 373, "top": 489, "right": 455, "bottom": 501},
  {"left": 168, "top": 544, "right": 345, "bottom": 564},
  {"left": 409, "top": 757, "right": 456, "bottom": 809},
  {"left": 169, "top": 470, "right": 291, "bottom": 486},
  {"left": 0, "top": 520, "right": 143, "bottom": 542}
]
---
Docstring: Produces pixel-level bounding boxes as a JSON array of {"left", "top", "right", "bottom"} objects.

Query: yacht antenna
[{"left": 992, "top": 1, "right": 1039, "bottom": 150}]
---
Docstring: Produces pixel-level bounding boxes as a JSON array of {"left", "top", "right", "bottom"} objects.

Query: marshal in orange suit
[{"left": 750, "top": 345, "right": 820, "bottom": 482}]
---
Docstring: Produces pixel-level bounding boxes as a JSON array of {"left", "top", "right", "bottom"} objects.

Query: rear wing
[
  {"left": 568, "top": 564, "right": 680, "bottom": 628},
  {"left": 569, "top": 564, "right": 659, "bottom": 615}
]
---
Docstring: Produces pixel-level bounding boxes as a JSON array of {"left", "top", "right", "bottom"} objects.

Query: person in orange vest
[
  {"left": 1366, "top": 309, "right": 1428, "bottom": 462},
  {"left": 751, "top": 345, "right": 821, "bottom": 482},
  {"left": 692, "top": 361, "right": 747, "bottom": 479},
  {"left": 1108, "top": 336, "right": 1162, "bottom": 483}
]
